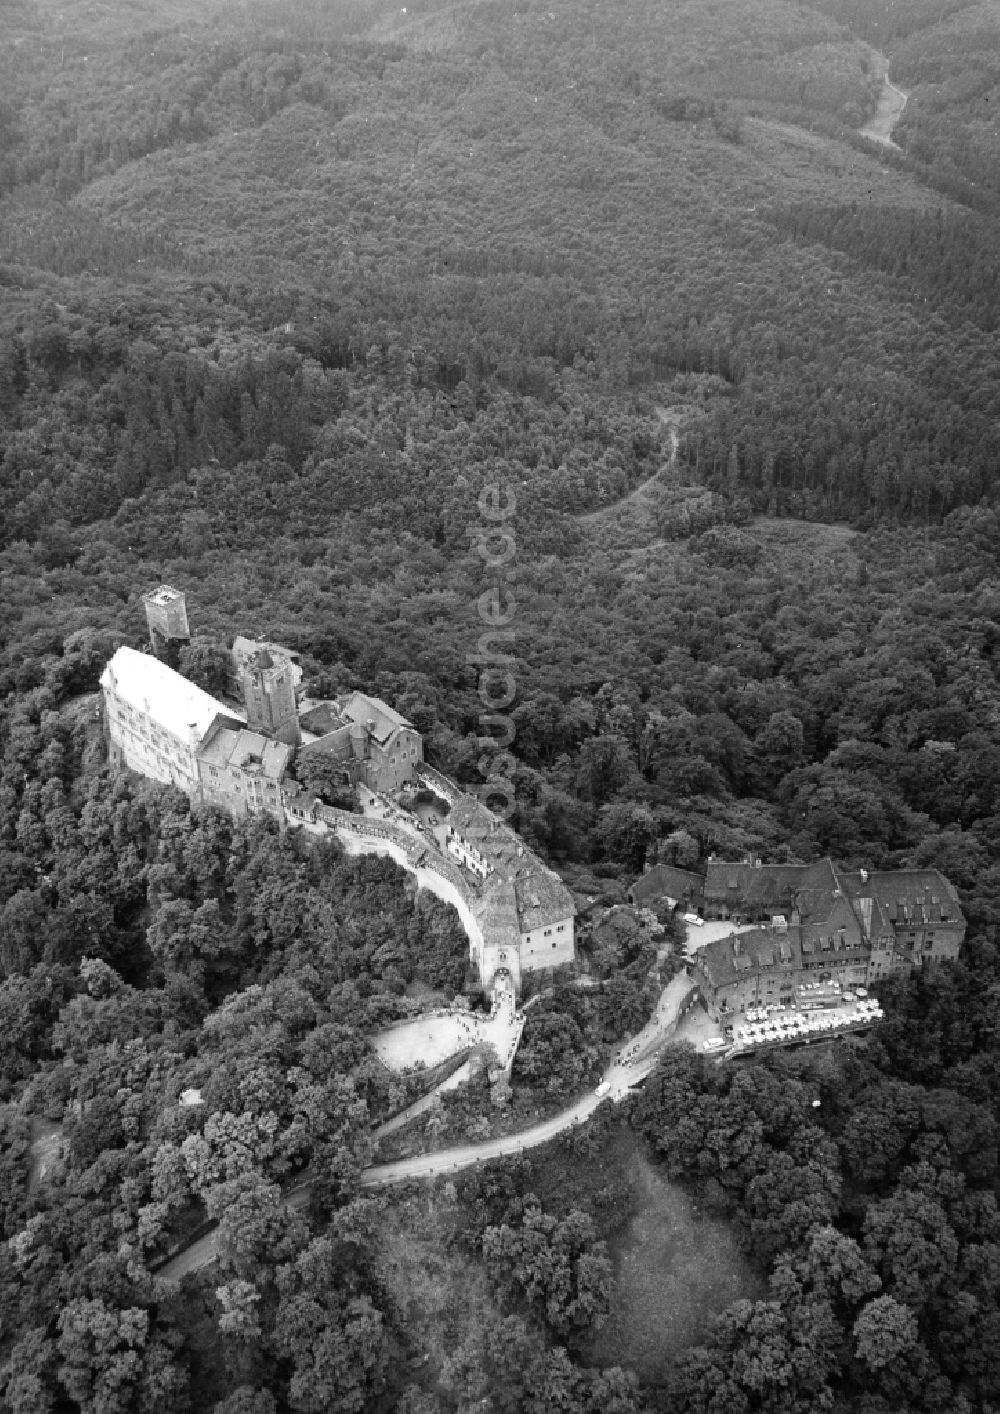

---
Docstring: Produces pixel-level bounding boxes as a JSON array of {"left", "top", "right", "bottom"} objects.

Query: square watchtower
[
  {"left": 143, "top": 585, "right": 191, "bottom": 662},
  {"left": 241, "top": 649, "right": 301, "bottom": 747}
]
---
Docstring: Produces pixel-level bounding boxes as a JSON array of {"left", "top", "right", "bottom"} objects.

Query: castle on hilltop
[{"left": 100, "top": 586, "right": 575, "bottom": 991}]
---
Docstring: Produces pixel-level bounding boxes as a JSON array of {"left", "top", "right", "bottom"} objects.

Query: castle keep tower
[
  {"left": 241, "top": 649, "right": 301, "bottom": 747},
  {"left": 143, "top": 585, "right": 190, "bottom": 664}
]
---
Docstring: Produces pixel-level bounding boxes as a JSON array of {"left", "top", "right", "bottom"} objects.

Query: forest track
[
  {"left": 746, "top": 51, "right": 906, "bottom": 159},
  {"left": 860, "top": 52, "right": 907, "bottom": 149},
  {"left": 575, "top": 405, "right": 685, "bottom": 528}
]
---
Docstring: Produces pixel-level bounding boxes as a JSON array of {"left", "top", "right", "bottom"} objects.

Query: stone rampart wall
[
  {"left": 413, "top": 763, "right": 461, "bottom": 804},
  {"left": 329, "top": 824, "right": 487, "bottom": 966}
]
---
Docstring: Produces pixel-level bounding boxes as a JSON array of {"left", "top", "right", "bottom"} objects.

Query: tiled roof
[
  {"left": 199, "top": 724, "right": 291, "bottom": 781},
  {"left": 448, "top": 792, "right": 573, "bottom": 933},
  {"left": 704, "top": 858, "right": 844, "bottom": 924},
  {"left": 340, "top": 690, "right": 414, "bottom": 744},
  {"left": 299, "top": 701, "right": 347, "bottom": 735},
  {"left": 514, "top": 867, "right": 573, "bottom": 931},
  {"left": 448, "top": 793, "right": 496, "bottom": 835},
  {"left": 629, "top": 863, "right": 705, "bottom": 905},
  {"left": 232, "top": 635, "right": 299, "bottom": 662},
  {"left": 475, "top": 881, "right": 522, "bottom": 949},
  {"left": 841, "top": 869, "right": 965, "bottom": 928},
  {"left": 101, "top": 647, "right": 243, "bottom": 744},
  {"left": 695, "top": 926, "right": 803, "bottom": 990}
]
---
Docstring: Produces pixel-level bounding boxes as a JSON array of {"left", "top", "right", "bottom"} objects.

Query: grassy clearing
[
  {"left": 517, "top": 1118, "right": 764, "bottom": 1383},
  {"left": 585, "top": 1148, "right": 764, "bottom": 1384},
  {"left": 377, "top": 1115, "right": 762, "bottom": 1394}
]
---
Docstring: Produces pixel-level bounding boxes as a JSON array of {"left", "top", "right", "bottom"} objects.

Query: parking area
[{"left": 683, "top": 919, "right": 756, "bottom": 957}]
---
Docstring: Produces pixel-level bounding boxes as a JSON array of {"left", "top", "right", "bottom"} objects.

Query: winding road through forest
[{"left": 154, "top": 973, "right": 695, "bottom": 1280}]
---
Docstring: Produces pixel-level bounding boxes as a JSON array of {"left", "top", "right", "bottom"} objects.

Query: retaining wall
[{"left": 331, "top": 825, "right": 487, "bottom": 964}]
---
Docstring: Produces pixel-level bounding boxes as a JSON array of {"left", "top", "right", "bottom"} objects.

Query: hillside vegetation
[{"left": 2, "top": 0, "right": 1000, "bottom": 1411}]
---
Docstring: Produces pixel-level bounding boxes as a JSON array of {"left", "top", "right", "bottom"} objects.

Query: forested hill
[
  {"left": 3, "top": 2, "right": 1000, "bottom": 1412},
  {"left": 0, "top": 0, "right": 999, "bottom": 524}
]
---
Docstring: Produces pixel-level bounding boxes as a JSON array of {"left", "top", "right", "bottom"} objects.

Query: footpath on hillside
[
  {"left": 155, "top": 971, "right": 697, "bottom": 1280},
  {"left": 575, "top": 404, "right": 686, "bottom": 528}
]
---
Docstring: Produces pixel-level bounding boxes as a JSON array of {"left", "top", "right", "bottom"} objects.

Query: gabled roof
[
  {"left": 447, "top": 791, "right": 574, "bottom": 933},
  {"left": 513, "top": 867, "right": 573, "bottom": 932},
  {"left": 340, "top": 690, "right": 414, "bottom": 744},
  {"left": 476, "top": 881, "right": 523, "bottom": 950},
  {"left": 101, "top": 647, "right": 242, "bottom": 745},
  {"left": 629, "top": 863, "right": 705, "bottom": 906},
  {"left": 704, "top": 858, "right": 843, "bottom": 923},
  {"left": 448, "top": 793, "right": 501, "bottom": 845},
  {"left": 199, "top": 723, "right": 291, "bottom": 781},
  {"left": 694, "top": 926, "right": 803, "bottom": 990},
  {"left": 862, "top": 870, "right": 963, "bottom": 925},
  {"left": 299, "top": 701, "right": 347, "bottom": 735}
]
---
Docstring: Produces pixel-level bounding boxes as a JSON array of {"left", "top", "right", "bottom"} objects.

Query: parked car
[{"left": 702, "top": 1037, "right": 727, "bottom": 1052}]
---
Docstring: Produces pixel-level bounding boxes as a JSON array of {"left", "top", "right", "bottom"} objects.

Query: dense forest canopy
[{"left": 2, "top": 0, "right": 1000, "bottom": 1410}]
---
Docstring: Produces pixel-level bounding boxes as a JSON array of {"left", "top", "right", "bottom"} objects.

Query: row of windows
[
  {"left": 114, "top": 712, "right": 181, "bottom": 756},
  {"left": 386, "top": 746, "right": 419, "bottom": 764}
]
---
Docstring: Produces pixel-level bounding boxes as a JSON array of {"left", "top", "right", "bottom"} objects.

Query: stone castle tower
[
  {"left": 143, "top": 585, "right": 190, "bottom": 664},
  {"left": 240, "top": 649, "right": 301, "bottom": 747}
]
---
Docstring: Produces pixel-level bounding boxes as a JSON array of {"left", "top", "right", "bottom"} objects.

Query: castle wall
[
  {"left": 414, "top": 763, "right": 461, "bottom": 804},
  {"left": 197, "top": 765, "right": 285, "bottom": 822},
  {"left": 518, "top": 917, "right": 575, "bottom": 972},
  {"left": 103, "top": 686, "right": 203, "bottom": 795},
  {"left": 103, "top": 644, "right": 573, "bottom": 998},
  {"left": 322, "top": 820, "right": 491, "bottom": 982}
]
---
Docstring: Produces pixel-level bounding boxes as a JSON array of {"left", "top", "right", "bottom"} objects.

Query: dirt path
[
  {"left": 154, "top": 974, "right": 696, "bottom": 1278},
  {"left": 576, "top": 404, "right": 684, "bottom": 527},
  {"left": 860, "top": 52, "right": 907, "bottom": 148},
  {"left": 362, "top": 973, "right": 695, "bottom": 1186}
]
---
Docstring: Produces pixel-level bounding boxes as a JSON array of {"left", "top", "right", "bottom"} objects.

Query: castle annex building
[
  {"left": 692, "top": 858, "right": 966, "bottom": 1022},
  {"left": 101, "top": 586, "right": 575, "bottom": 991}
]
